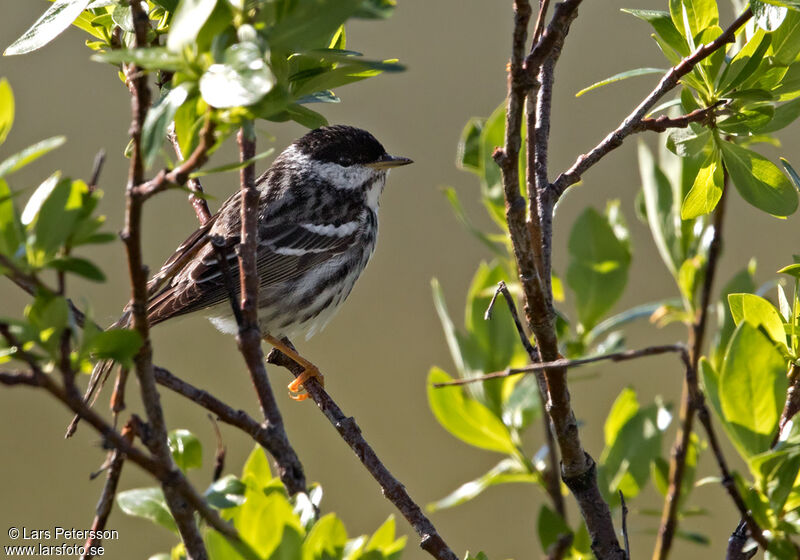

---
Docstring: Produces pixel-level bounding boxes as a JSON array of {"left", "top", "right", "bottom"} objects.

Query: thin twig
[
  {"left": 88, "top": 150, "right": 106, "bottom": 192},
  {"left": 168, "top": 131, "right": 212, "bottom": 224},
  {"left": 620, "top": 491, "right": 630, "bottom": 560},
  {"left": 433, "top": 344, "right": 687, "bottom": 387},
  {"left": 81, "top": 420, "right": 134, "bottom": 560},
  {"left": 551, "top": 8, "right": 753, "bottom": 198},
  {"left": 486, "top": 282, "right": 565, "bottom": 516},
  {"left": 654, "top": 180, "right": 729, "bottom": 559},
  {"left": 266, "top": 349, "right": 459, "bottom": 560},
  {"left": 634, "top": 102, "right": 725, "bottom": 133}
]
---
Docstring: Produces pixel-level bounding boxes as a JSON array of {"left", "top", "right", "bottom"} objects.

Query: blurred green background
[{"left": 2, "top": 1, "right": 799, "bottom": 559}]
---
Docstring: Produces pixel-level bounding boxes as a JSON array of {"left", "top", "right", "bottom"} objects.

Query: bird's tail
[{"left": 64, "top": 310, "right": 133, "bottom": 438}]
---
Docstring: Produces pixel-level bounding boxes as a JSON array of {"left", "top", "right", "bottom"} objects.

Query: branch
[
  {"left": 654, "top": 180, "right": 729, "bottom": 559},
  {"left": 81, "top": 420, "right": 134, "bottom": 560},
  {"left": 634, "top": 102, "right": 724, "bottom": 133},
  {"left": 122, "top": 2, "right": 207, "bottom": 555},
  {"left": 496, "top": 2, "right": 623, "bottom": 558},
  {"left": 433, "top": 344, "right": 686, "bottom": 387},
  {"left": 486, "top": 282, "right": 564, "bottom": 516},
  {"left": 131, "top": 116, "right": 216, "bottom": 200},
  {"left": 153, "top": 365, "right": 307, "bottom": 495},
  {"left": 229, "top": 126, "right": 307, "bottom": 496},
  {"left": 266, "top": 349, "right": 459, "bottom": 560},
  {"left": 551, "top": 7, "right": 752, "bottom": 198},
  {"left": 169, "top": 131, "right": 213, "bottom": 224}
]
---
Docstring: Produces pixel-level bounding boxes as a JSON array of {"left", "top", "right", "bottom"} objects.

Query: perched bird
[{"left": 95, "top": 125, "right": 412, "bottom": 403}]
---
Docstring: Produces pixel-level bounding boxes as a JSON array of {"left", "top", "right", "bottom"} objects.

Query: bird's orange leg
[{"left": 263, "top": 334, "right": 324, "bottom": 401}]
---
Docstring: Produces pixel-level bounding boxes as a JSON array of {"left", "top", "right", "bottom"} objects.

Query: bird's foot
[
  {"left": 287, "top": 366, "right": 324, "bottom": 401},
  {"left": 263, "top": 333, "right": 325, "bottom": 401}
]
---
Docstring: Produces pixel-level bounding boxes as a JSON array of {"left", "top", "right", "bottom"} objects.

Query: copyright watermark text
[{"left": 4, "top": 527, "right": 119, "bottom": 557}]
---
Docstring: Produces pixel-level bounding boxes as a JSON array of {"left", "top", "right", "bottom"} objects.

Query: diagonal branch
[
  {"left": 266, "top": 349, "right": 459, "bottom": 560},
  {"left": 551, "top": 7, "right": 752, "bottom": 198}
]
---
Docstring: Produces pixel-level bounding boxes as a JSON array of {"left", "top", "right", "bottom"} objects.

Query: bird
[{"left": 92, "top": 125, "right": 412, "bottom": 404}]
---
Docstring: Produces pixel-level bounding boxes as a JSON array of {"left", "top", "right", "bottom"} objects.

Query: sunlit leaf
[
  {"left": 5, "top": 0, "right": 91, "bottom": 56},
  {"left": 575, "top": 68, "right": 666, "bottom": 98},
  {"left": 117, "top": 487, "right": 177, "bottom": 533},
  {"left": 0, "top": 137, "right": 66, "bottom": 179}
]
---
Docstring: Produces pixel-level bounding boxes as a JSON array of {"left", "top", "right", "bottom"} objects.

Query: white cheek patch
[{"left": 282, "top": 147, "right": 377, "bottom": 190}]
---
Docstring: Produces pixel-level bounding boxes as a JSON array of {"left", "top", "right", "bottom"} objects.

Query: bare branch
[
  {"left": 266, "top": 349, "right": 459, "bottom": 560},
  {"left": 433, "top": 344, "right": 686, "bottom": 387},
  {"left": 655, "top": 181, "right": 729, "bottom": 559},
  {"left": 551, "top": 8, "right": 753, "bottom": 198},
  {"left": 122, "top": 2, "right": 207, "bottom": 554},
  {"left": 634, "top": 102, "right": 724, "bottom": 133},
  {"left": 228, "top": 126, "right": 307, "bottom": 496},
  {"left": 81, "top": 421, "right": 134, "bottom": 560}
]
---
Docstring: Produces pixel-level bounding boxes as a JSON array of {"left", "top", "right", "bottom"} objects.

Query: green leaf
[
  {"left": 427, "top": 368, "right": 517, "bottom": 455},
  {"left": 728, "top": 293, "right": 787, "bottom": 347},
  {"left": 0, "top": 136, "right": 66, "bottom": 179},
  {"left": 354, "top": 0, "right": 396, "bottom": 19},
  {"left": 599, "top": 390, "right": 668, "bottom": 500},
  {"left": 428, "top": 459, "right": 539, "bottom": 511},
  {"left": 286, "top": 104, "right": 328, "bottom": 129},
  {"left": 27, "top": 177, "right": 87, "bottom": 260},
  {"left": 712, "top": 261, "right": 757, "bottom": 369},
  {"left": 242, "top": 445, "right": 271, "bottom": 486},
  {"left": 603, "top": 387, "right": 639, "bottom": 447},
  {"left": 117, "top": 487, "right": 177, "bottom": 533},
  {"left": 759, "top": 98, "right": 800, "bottom": 133},
  {"left": 190, "top": 148, "right": 274, "bottom": 178},
  {"left": 575, "top": 68, "right": 666, "bottom": 97},
  {"left": 441, "top": 187, "right": 505, "bottom": 257},
  {"left": 720, "top": 140, "right": 798, "bottom": 217},
  {"left": 719, "top": 322, "right": 788, "bottom": 458},
  {"left": 167, "top": 0, "right": 219, "bottom": 52},
  {"left": 457, "top": 117, "right": 484, "bottom": 173},
  {"left": 200, "top": 42, "right": 275, "bottom": 108},
  {"left": 302, "top": 514, "right": 346, "bottom": 560},
  {"left": 537, "top": 505, "right": 571, "bottom": 554},
  {"left": 769, "top": 9, "right": 800, "bottom": 65},
  {"left": 168, "top": 429, "right": 203, "bottom": 471},
  {"left": 0, "top": 178, "right": 24, "bottom": 259},
  {"left": 47, "top": 257, "right": 106, "bottom": 282},
  {"left": 0, "top": 79, "right": 14, "bottom": 145},
  {"left": 638, "top": 142, "right": 679, "bottom": 276},
  {"left": 778, "top": 262, "right": 800, "bottom": 278},
  {"left": 142, "top": 84, "right": 194, "bottom": 170},
  {"left": 478, "top": 102, "right": 517, "bottom": 228},
  {"left": 431, "top": 278, "right": 481, "bottom": 379},
  {"left": 681, "top": 148, "right": 723, "bottom": 219},
  {"left": 566, "top": 206, "right": 632, "bottom": 329},
  {"left": 205, "top": 474, "right": 247, "bottom": 509},
  {"left": 501, "top": 375, "right": 542, "bottom": 431},
  {"left": 4, "top": 0, "right": 92, "bottom": 56},
  {"left": 669, "top": 0, "right": 718, "bottom": 40},
  {"left": 91, "top": 47, "right": 186, "bottom": 71},
  {"left": 718, "top": 30, "right": 771, "bottom": 94},
  {"left": 88, "top": 328, "right": 143, "bottom": 369},
  {"left": 751, "top": 0, "right": 788, "bottom": 31},
  {"left": 622, "top": 9, "right": 689, "bottom": 56},
  {"left": 266, "top": 0, "right": 363, "bottom": 52}
]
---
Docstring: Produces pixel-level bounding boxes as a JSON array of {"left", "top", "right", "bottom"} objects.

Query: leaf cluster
[{"left": 120, "top": 441, "right": 407, "bottom": 560}]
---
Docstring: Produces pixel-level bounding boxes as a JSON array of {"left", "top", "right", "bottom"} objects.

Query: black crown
[{"left": 294, "top": 125, "right": 387, "bottom": 167}]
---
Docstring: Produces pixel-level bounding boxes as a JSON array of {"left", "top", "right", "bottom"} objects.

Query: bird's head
[{"left": 279, "top": 125, "right": 412, "bottom": 209}]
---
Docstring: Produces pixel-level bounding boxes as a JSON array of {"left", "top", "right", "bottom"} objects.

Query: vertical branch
[
  {"left": 495, "top": 1, "right": 624, "bottom": 558},
  {"left": 233, "top": 127, "right": 307, "bottom": 496},
  {"left": 654, "top": 183, "right": 729, "bottom": 560},
  {"left": 122, "top": 2, "right": 207, "bottom": 556}
]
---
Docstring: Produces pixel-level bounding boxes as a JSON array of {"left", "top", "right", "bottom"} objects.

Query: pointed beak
[{"left": 365, "top": 154, "right": 413, "bottom": 170}]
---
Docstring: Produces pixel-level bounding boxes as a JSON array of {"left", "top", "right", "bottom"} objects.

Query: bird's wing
[{"left": 146, "top": 216, "right": 363, "bottom": 324}]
